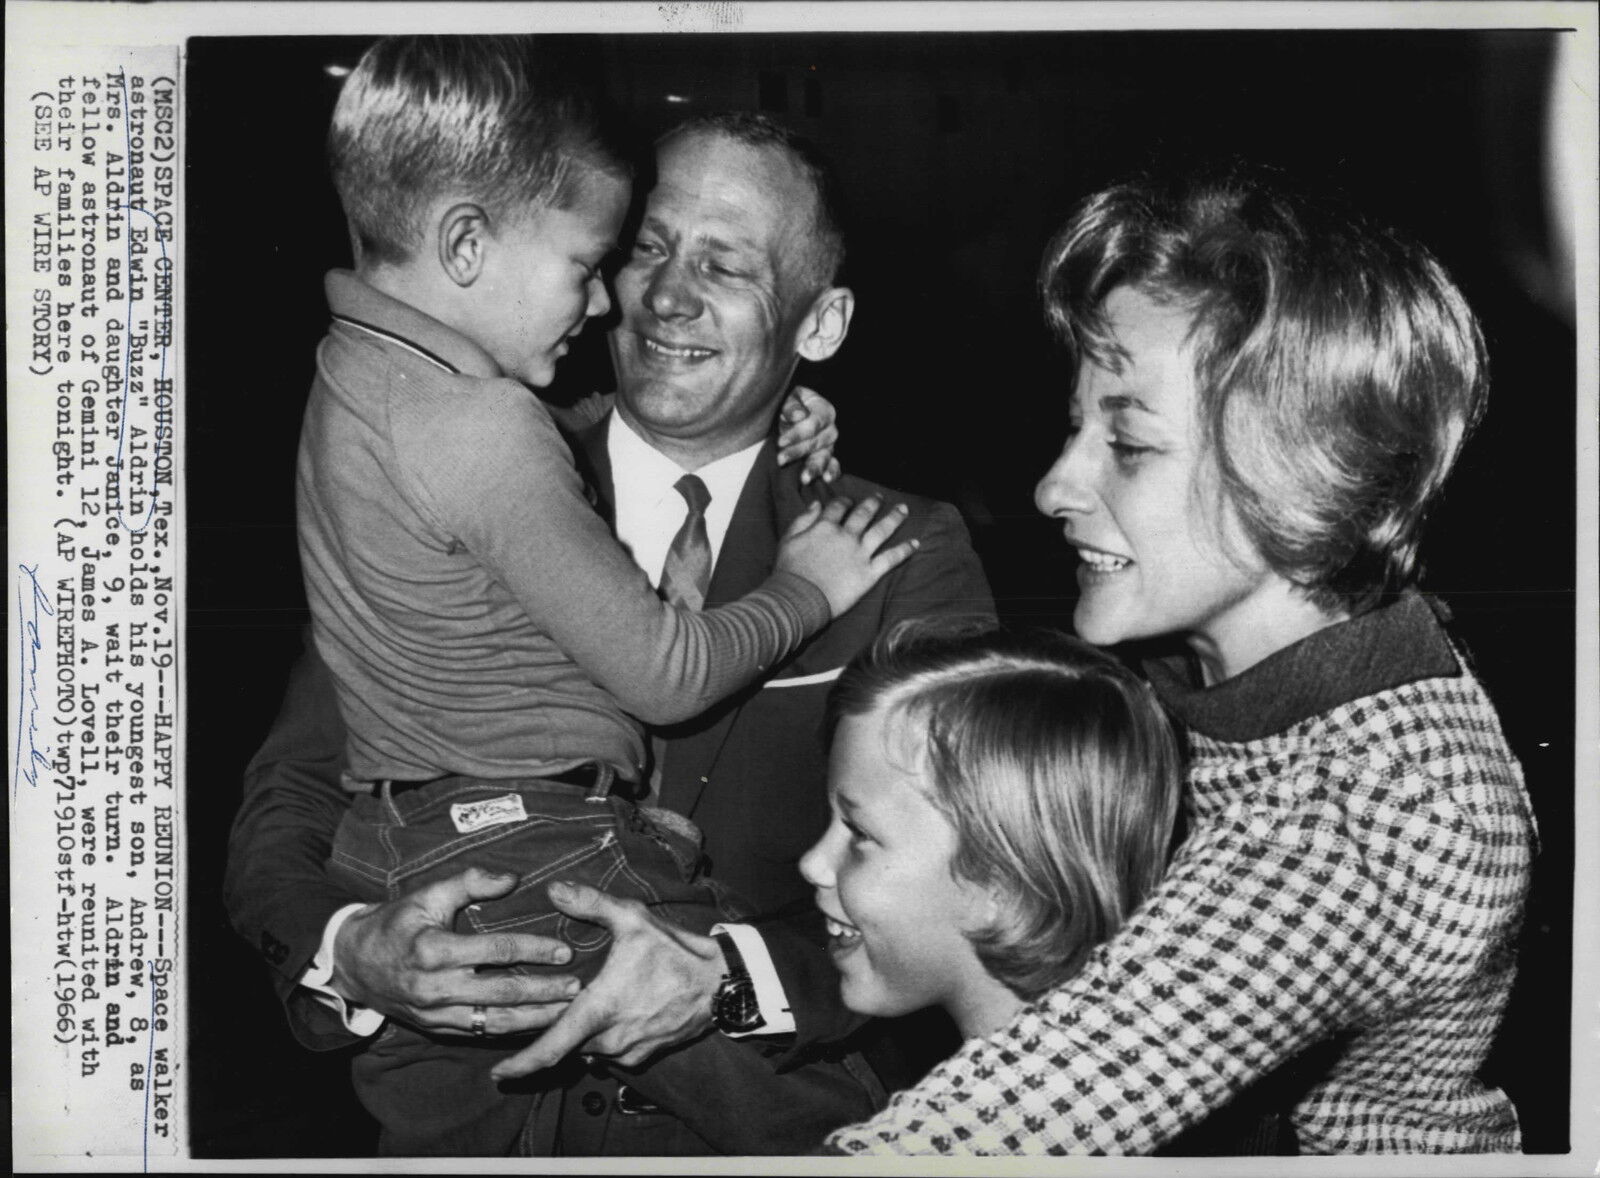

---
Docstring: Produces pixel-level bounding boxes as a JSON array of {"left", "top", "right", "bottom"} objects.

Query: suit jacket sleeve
[
  {"left": 764, "top": 498, "right": 996, "bottom": 1052},
  {"left": 223, "top": 631, "right": 366, "bottom": 1050}
]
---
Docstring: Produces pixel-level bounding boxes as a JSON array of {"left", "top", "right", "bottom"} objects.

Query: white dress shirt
[{"left": 305, "top": 411, "right": 794, "bottom": 1036}]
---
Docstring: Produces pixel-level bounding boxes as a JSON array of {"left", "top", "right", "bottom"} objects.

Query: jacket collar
[{"left": 1144, "top": 591, "right": 1462, "bottom": 742}]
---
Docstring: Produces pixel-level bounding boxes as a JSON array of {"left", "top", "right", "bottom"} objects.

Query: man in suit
[{"left": 225, "top": 111, "right": 994, "bottom": 1155}]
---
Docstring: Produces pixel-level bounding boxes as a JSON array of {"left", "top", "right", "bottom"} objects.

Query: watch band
[
  {"left": 711, "top": 929, "right": 764, "bottom": 1034},
  {"left": 713, "top": 929, "right": 749, "bottom": 980}
]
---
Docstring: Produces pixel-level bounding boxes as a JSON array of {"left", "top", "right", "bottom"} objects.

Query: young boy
[
  {"left": 301, "top": 36, "right": 912, "bottom": 1154},
  {"left": 827, "top": 173, "right": 1536, "bottom": 1154},
  {"left": 802, "top": 622, "right": 1181, "bottom": 1043}
]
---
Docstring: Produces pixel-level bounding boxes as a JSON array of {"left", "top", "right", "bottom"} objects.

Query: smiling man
[{"left": 226, "top": 111, "right": 995, "bottom": 1158}]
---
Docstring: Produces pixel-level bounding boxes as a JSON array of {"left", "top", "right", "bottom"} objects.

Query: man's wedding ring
[{"left": 471, "top": 1005, "right": 488, "bottom": 1037}]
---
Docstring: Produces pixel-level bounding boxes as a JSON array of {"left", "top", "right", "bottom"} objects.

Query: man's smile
[{"left": 640, "top": 334, "right": 718, "bottom": 362}]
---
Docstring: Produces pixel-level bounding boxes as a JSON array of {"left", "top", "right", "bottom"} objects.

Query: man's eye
[{"left": 632, "top": 240, "right": 663, "bottom": 258}]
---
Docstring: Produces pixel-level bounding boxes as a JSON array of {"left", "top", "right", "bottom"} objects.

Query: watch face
[{"left": 714, "top": 978, "right": 762, "bottom": 1033}]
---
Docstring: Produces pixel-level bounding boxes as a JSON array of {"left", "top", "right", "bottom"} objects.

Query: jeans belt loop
[{"left": 583, "top": 761, "right": 616, "bottom": 804}]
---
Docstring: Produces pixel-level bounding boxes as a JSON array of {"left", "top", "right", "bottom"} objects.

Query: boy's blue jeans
[{"left": 327, "top": 772, "right": 746, "bottom": 1156}]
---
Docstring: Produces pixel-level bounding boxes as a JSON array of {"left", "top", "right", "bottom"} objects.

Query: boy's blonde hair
[
  {"left": 329, "top": 35, "right": 626, "bottom": 266},
  {"left": 828, "top": 621, "right": 1182, "bottom": 999}
]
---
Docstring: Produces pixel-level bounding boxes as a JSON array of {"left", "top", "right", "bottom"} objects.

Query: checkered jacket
[{"left": 828, "top": 595, "right": 1535, "bottom": 1155}]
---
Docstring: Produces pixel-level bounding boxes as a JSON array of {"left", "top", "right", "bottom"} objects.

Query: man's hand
[
  {"left": 488, "top": 881, "right": 724, "bottom": 1081},
  {"left": 775, "top": 385, "right": 841, "bottom": 485},
  {"left": 330, "top": 867, "right": 581, "bottom": 1036}
]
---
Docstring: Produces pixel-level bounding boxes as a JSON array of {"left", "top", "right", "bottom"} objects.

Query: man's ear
[
  {"left": 437, "top": 201, "right": 490, "bottom": 288},
  {"left": 794, "top": 286, "right": 855, "bottom": 363}
]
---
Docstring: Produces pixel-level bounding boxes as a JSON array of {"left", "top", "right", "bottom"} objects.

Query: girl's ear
[
  {"left": 963, "top": 877, "right": 1008, "bottom": 937},
  {"left": 794, "top": 286, "right": 856, "bottom": 363}
]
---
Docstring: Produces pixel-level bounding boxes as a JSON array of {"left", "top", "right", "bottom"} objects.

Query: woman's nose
[{"left": 1035, "top": 441, "right": 1095, "bottom": 519}]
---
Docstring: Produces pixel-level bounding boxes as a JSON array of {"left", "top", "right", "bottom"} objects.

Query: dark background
[{"left": 186, "top": 31, "right": 1577, "bottom": 1156}]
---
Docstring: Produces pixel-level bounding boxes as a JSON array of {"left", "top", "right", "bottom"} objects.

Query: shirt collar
[
  {"left": 324, "top": 269, "right": 503, "bottom": 379},
  {"left": 606, "top": 412, "right": 766, "bottom": 517},
  {"left": 1143, "top": 591, "right": 1462, "bottom": 742}
]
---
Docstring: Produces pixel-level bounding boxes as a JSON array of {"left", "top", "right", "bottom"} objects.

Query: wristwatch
[{"left": 710, "top": 930, "right": 764, "bottom": 1034}]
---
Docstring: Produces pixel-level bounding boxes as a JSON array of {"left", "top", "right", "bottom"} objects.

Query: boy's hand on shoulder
[{"left": 777, "top": 496, "right": 919, "bottom": 618}]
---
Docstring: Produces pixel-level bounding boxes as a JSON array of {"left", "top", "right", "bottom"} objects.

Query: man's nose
[
  {"left": 644, "top": 258, "right": 703, "bottom": 321},
  {"left": 1034, "top": 441, "right": 1096, "bottom": 519}
]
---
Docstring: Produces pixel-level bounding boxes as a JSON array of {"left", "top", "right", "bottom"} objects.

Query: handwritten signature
[{"left": 13, "top": 562, "right": 55, "bottom": 798}]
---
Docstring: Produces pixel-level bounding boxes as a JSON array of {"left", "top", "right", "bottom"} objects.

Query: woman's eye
[{"left": 1110, "top": 437, "right": 1154, "bottom": 463}]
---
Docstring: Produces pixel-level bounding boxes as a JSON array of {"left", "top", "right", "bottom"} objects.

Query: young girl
[
  {"left": 802, "top": 622, "right": 1182, "bottom": 1068},
  {"left": 825, "top": 174, "right": 1536, "bottom": 1155}
]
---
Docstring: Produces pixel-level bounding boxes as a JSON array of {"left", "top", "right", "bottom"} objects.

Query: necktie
[
  {"left": 650, "top": 474, "right": 713, "bottom": 798},
  {"left": 658, "top": 474, "right": 713, "bottom": 612}
]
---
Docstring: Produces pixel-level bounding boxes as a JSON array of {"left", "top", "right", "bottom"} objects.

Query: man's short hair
[
  {"left": 827, "top": 621, "right": 1182, "bottom": 1000},
  {"left": 1039, "top": 171, "right": 1489, "bottom": 613},
  {"left": 329, "top": 35, "right": 627, "bottom": 266},
  {"left": 661, "top": 111, "right": 847, "bottom": 294}
]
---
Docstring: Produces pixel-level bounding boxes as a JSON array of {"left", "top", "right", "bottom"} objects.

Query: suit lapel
[{"left": 706, "top": 442, "right": 782, "bottom": 605}]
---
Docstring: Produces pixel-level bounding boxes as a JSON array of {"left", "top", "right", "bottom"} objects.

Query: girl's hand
[{"left": 776, "top": 385, "right": 841, "bottom": 485}]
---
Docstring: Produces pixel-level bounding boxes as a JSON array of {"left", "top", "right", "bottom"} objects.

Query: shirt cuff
[
  {"left": 300, "top": 904, "right": 385, "bottom": 1038},
  {"left": 712, "top": 922, "right": 795, "bottom": 1037}
]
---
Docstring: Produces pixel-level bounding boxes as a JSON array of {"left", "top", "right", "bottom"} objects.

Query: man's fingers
[
  {"left": 492, "top": 1001, "right": 574, "bottom": 1036},
  {"left": 489, "top": 995, "right": 611, "bottom": 1081},
  {"left": 412, "top": 927, "right": 574, "bottom": 972},
  {"left": 405, "top": 962, "right": 581, "bottom": 1010},
  {"left": 410, "top": 1000, "right": 574, "bottom": 1037},
  {"left": 547, "top": 880, "right": 645, "bottom": 932},
  {"left": 410, "top": 866, "right": 519, "bottom": 925},
  {"left": 489, "top": 1039, "right": 564, "bottom": 1083}
]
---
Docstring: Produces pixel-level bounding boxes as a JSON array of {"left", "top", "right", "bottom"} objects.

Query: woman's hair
[
  {"left": 827, "top": 620, "right": 1183, "bottom": 999},
  {"left": 1038, "top": 170, "right": 1488, "bottom": 613},
  {"left": 328, "top": 35, "right": 629, "bottom": 267}
]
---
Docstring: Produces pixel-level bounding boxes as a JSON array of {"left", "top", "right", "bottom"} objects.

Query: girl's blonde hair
[{"left": 828, "top": 620, "right": 1183, "bottom": 999}]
